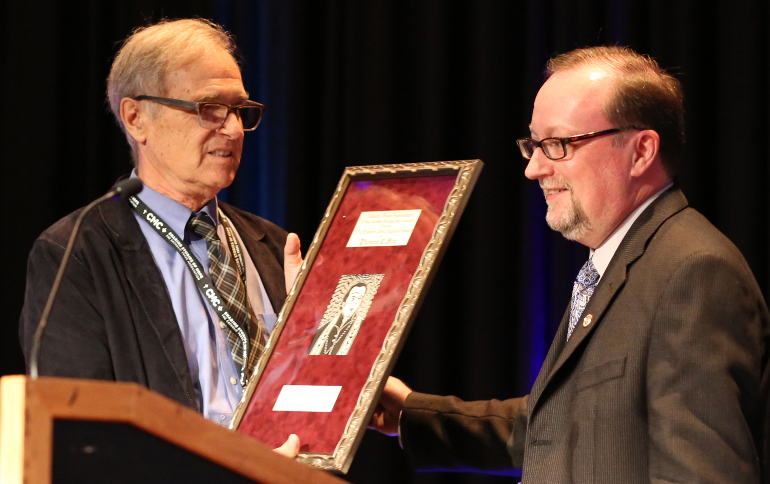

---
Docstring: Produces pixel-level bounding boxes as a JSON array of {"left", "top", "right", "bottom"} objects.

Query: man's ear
[
  {"left": 120, "top": 97, "right": 147, "bottom": 144},
  {"left": 629, "top": 129, "right": 660, "bottom": 178}
]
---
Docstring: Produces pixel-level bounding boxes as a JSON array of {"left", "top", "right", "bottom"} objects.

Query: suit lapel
[
  {"left": 98, "top": 198, "right": 198, "bottom": 410},
  {"left": 528, "top": 187, "right": 689, "bottom": 414},
  {"left": 220, "top": 203, "right": 287, "bottom": 312}
]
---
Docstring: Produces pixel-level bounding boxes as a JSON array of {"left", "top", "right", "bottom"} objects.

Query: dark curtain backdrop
[{"left": 2, "top": 1, "right": 769, "bottom": 483}]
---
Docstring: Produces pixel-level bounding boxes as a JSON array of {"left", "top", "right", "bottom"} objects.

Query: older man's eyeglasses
[
  {"left": 516, "top": 127, "right": 644, "bottom": 161},
  {"left": 133, "top": 95, "right": 265, "bottom": 131}
]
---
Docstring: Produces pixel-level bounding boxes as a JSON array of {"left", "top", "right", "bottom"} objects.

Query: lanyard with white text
[{"left": 128, "top": 195, "right": 250, "bottom": 385}]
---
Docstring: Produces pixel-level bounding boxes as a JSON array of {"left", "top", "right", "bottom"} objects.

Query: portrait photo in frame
[
  {"left": 231, "top": 160, "right": 483, "bottom": 473},
  {"left": 308, "top": 274, "right": 384, "bottom": 356}
]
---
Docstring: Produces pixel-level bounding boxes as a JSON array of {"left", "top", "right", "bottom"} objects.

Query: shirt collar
[
  {"left": 590, "top": 182, "right": 673, "bottom": 277},
  {"left": 130, "top": 169, "right": 219, "bottom": 236}
]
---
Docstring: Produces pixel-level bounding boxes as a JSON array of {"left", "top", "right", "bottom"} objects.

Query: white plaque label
[
  {"left": 272, "top": 385, "right": 343, "bottom": 412},
  {"left": 346, "top": 209, "right": 422, "bottom": 247}
]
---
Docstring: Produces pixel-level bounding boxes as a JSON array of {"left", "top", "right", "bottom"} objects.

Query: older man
[
  {"left": 372, "top": 46, "right": 770, "bottom": 483},
  {"left": 19, "top": 19, "right": 301, "bottom": 449}
]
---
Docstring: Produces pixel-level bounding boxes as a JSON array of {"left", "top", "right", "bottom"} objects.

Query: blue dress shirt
[{"left": 130, "top": 172, "right": 271, "bottom": 425}]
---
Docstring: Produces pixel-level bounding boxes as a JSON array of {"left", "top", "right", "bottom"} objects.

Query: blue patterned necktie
[
  {"left": 567, "top": 258, "right": 600, "bottom": 341},
  {"left": 188, "top": 212, "right": 264, "bottom": 384}
]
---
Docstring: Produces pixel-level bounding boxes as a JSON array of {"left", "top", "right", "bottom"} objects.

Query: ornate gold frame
[{"left": 231, "top": 160, "right": 483, "bottom": 473}]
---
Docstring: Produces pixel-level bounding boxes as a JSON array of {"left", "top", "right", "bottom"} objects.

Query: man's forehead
[
  {"left": 175, "top": 81, "right": 249, "bottom": 104},
  {"left": 530, "top": 67, "right": 615, "bottom": 135},
  {"left": 165, "top": 49, "right": 247, "bottom": 99}
]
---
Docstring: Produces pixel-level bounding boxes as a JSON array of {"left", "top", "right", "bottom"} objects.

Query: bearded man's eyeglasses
[
  {"left": 516, "top": 126, "right": 645, "bottom": 161},
  {"left": 132, "top": 95, "right": 265, "bottom": 131}
]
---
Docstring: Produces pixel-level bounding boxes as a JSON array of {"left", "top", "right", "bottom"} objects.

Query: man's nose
[
  {"left": 218, "top": 110, "right": 244, "bottom": 137},
  {"left": 523, "top": 148, "right": 553, "bottom": 180}
]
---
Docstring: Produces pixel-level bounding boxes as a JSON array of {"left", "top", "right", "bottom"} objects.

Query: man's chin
[
  {"left": 546, "top": 211, "right": 590, "bottom": 242},
  {"left": 545, "top": 208, "right": 568, "bottom": 232},
  {"left": 202, "top": 166, "right": 238, "bottom": 190}
]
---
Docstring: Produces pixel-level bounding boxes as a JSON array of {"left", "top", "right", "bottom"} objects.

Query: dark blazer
[
  {"left": 400, "top": 187, "right": 770, "bottom": 483},
  {"left": 19, "top": 195, "right": 287, "bottom": 411}
]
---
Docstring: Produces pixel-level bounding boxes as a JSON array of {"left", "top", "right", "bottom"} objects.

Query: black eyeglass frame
[
  {"left": 132, "top": 95, "right": 266, "bottom": 131},
  {"left": 516, "top": 126, "right": 646, "bottom": 161}
]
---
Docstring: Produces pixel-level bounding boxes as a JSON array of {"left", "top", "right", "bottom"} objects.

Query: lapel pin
[{"left": 582, "top": 314, "right": 593, "bottom": 327}]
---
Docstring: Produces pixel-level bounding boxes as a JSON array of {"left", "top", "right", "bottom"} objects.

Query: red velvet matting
[{"left": 237, "top": 174, "right": 458, "bottom": 452}]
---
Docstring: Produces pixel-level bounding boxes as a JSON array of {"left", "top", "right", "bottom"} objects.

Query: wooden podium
[{"left": 0, "top": 376, "right": 346, "bottom": 483}]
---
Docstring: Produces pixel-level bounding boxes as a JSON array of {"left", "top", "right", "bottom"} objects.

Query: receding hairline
[
  {"left": 528, "top": 66, "right": 623, "bottom": 133},
  {"left": 544, "top": 49, "right": 677, "bottom": 116},
  {"left": 544, "top": 60, "right": 650, "bottom": 106},
  {"left": 107, "top": 19, "right": 239, "bottom": 103},
  {"left": 545, "top": 46, "right": 662, "bottom": 78}
]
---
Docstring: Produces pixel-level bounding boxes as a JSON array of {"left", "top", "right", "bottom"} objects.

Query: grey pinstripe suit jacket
[{"left": 400, "top": 187, "right": 770, "bottom": 483}]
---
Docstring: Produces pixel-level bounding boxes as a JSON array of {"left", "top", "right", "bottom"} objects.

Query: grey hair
[{"left": 106, "top": 18, "right": 237, "bottom": 162}]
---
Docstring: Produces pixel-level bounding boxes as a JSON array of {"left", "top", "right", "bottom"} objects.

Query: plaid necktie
[
  {"left": 188, "top": 212, "right": 265, "bottom": 384},
  {"left": 567, "top": 258, "right": 599, "bottom": 341}
]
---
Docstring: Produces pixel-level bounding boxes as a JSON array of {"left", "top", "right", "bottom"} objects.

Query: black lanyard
[{"left": 129, "top": 195, "right": 250, "bottom": 385}]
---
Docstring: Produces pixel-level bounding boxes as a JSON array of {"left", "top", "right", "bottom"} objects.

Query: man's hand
[
  {"left": 284, "top": 233, "right": 303, "bottom": 294},
  {"left": 369, "top": 376, "right": 412, "bottom": 436},
  {"left": 273, "top": 434, "right": 300, "bottom": 458}
]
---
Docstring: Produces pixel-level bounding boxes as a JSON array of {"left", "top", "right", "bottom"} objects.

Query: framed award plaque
[{"left": 231, "top": 160, "right": 483, "bottom": 473}]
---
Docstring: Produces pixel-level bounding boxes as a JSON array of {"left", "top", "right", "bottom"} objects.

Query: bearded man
[{"left": 371, "top": 46, "right": 770, "bottom": 483}]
